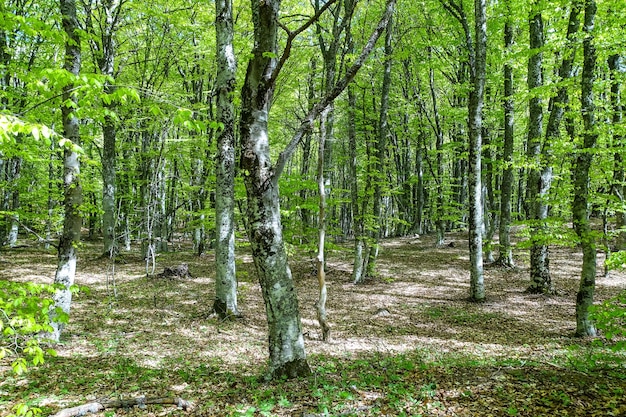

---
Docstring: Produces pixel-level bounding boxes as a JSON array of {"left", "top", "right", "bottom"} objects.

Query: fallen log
[{"left": 49, "top": 396, "right": 192, "bottom": 417}]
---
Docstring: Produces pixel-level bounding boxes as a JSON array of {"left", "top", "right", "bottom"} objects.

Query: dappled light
[{"left": 2, "top": 233, "right": 625, "bottom": 415}]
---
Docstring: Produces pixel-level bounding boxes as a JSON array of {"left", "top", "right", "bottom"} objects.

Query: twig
[{"left": 8, "top": 217, "right": 58, "bottom": 249}]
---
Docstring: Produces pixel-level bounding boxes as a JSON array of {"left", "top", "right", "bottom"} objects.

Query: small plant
[{"left": 590, "top": 253, "right": 626, "bottom": 351}]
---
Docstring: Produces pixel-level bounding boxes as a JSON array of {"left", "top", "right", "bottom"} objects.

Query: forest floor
[{"left": 1, "top": 231, "right": 626, "bottom": 416}]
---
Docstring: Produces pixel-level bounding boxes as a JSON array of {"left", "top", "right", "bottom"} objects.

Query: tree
[
  {"left": 366, "top": 5, "right": 394, "bottom": 277},
  {"left": 50, "top": 0, "right": 83, "bottom": 342},
  {"left": 608, "top": 53, "right": 625, "bottom": 251},
  {"left": 440, "top": 0, "right": 486, "bottom": 301},
  {"left": 497, "top": 0, "right": 515, "bottom": 267},
  {"left": 84, "top": 0, "right": 124, "bottom": 257},
  {"left": 239, "top": 0, "right": 395, "bottom": 378},
  {"left": 524, "top": 2, "right": 552, "bottom": 294},
  {"left": 213, "top": 0, "right": 239, "bottom": 319},
  {"left": 573, "top": 0, "right": 598, "bottom": 337}
]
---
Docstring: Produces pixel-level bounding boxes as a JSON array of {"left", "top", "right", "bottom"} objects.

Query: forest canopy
[{"left": 1, "top": 0, "right": 626, "bottom": 415}]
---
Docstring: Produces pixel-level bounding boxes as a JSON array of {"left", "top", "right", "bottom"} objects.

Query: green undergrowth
[{"left": 3, "top": 347, "right": 626, "bottom": 416}]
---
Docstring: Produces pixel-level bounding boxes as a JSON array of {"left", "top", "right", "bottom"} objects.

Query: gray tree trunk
[
  {"left": 316, "top": 109, "right": 331, "bottom": 341},
  {"left": 213, "top": 0, "right": 239, "bottom": 319},
  {"left": 525, "top": 6, "right": 551, "bottom": 294},
  {"left": 468, "top": 0, "right": 486, "bottom": 301},
  {"left": 428, "top": 51, "right": 445, "bottom": 247},
  {"left": 239, "top": 0, "right": 394, "bottom": 377},
  {"left": 608, "top": 54, "right": 625, "bottom": 250},
  {"left": 51, "top": 0, "right": 82, "bottom": 342},
  {"left": 239, "top": 0, "right": 310, "bottom": 379},
  {"left": 97, "top": 0, "right": 121, "bottom": 257},
  {"left": 366, "top": 10, "right": 394, "bottom": 276},
  {"left": 528, "top": 3, "right": 581, "bottom": 293},
  {"left": 349, "top": 83, "right": 365, "bottom": 284},
  {"left": 574, "top": 0, "right": 597, "bottom": 337},
  {"left": 497, "top": 1, "right": 515, "bottom": 267},
  {"left": 5, "top": 156, "right": 21, "bottom": 247}
]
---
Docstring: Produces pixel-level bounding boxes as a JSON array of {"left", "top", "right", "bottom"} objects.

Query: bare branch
[
  {"left": 270, "top": 0, "right": 340, "bottom": 86},
  {"left": 272, "top": 0, "right": 397, "bottom": 183}
]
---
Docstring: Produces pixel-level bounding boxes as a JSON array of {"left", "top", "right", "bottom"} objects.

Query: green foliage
[
  {"left": 590, "top": 289, "right": 626, "bottom": 351},
  {"left": 605, "top": 250, "right": 626, "bottom": 272},
  {"left": 0, "top": 279, "right": 72, "bottom": 417},
  {"left": 0, "top": 280, "right": 59, "bottom": 375},
  {"left": 0, "top": 114, "right": 55, "bottom": 147}
]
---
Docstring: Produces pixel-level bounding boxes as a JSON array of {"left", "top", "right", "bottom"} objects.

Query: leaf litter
[{"left": 1, "top": 232, "right": 625, "bottom": 416}]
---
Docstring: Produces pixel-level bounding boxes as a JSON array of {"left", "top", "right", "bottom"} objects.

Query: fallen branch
[{"left": 49, "top": 396, "right": 192, "bottom": 417}]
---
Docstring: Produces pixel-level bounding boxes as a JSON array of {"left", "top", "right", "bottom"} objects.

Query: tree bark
[
  {"left": 349, "top": 82, "right": 366, "bottom": 284},
  {"left": 49, "top": 396, "right": 192, "bottom": 417},
  {"left": 366, "top": 9, "right": 394, "bottom": 277},
  {"left": 525, "top": 5, "right": 551, "bottom": 294},
  {"left": 316, "top": 109, "right": 331, "bottom": 341},
  {"left": 240, "top": 0, "right": 395, "bottom": 377},
  {"left": 527, "top": 2, "right": 581, "bottom": 293},
  {"left": 468, "top": 0, "right": 486, "bottom": 301},
  {"left": 427, "top": 49, "right": 446, "bottom": 247},
  {"left": 51, "top": 0, "right": 82, "bottom": 342},
  {"left": 497, "top": 2, "right": 515, "bottom": 267},
  {"left": 97, "top": 0, "right": 121, "bottom": 258},
  {"left": 239, "top": 0, "right": 310, "bottom": 379},
  {"left": 608, "top": 54, "right": 625, "bottom": 250},
  {"left": 574, "top": 0, "right": 597, "bottom": 337},
  {"left": 213, "top": 0, "right": 239, "bottom": 319}
]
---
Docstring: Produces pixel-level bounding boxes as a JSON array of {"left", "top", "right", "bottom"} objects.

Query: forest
[{"left": 1, "top": 0, "right": 626, "bottom": 415}]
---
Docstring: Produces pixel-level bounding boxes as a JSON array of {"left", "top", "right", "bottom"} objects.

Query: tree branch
[
  {"left": 48, "top": 396, "right": 193, "bottom": 417},
  {"left": 270, "top": 0, "right": 340, "bottom": 87},
  {"left": 272, "top": 0, "right": 397, "bottom": 184}
]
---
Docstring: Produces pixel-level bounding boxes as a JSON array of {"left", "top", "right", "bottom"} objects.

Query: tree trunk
[
  {"left": 366, "top": 9, "right": 394, "bottom": 276},
  {"left": 213, "top": 0, "right": 239, "bottom": 319},
  {"left": 51, "top": 0, "right": 82, "bottom": 342},
  {"left": 98, "top": 0, "right": 121, "bottom": 258},
  {"left": 239, "top": 0, "right": 310, "bottom": 379},
  {"left": 528, "top": 2, "right": 581, "bottom": 293},
  {"left": 608, "top": 54, "right": 625, "bottom": 250},
  {"left": 316, "top": 109, "right": 331, "bottom": 341},
  {"left": 428, "top": 50, "right": 445, "bottom": 247},
  {"left": 240, "top": 0, "right": 395, "bottom": 377},
  {"left": 525, "top": 6, "right": 551, "bottom": 294},
  {"left": 483, "top": 125, "right": 496, "bottom": 264},
  {"left": 348, "top": 81, "right": 365, "bottom": 283},
  {"left": 498, "top": 1, "right": 515, "bottom": 267},
  {"left": 574, "top": 0, "right": 597, "bottom": 337}
]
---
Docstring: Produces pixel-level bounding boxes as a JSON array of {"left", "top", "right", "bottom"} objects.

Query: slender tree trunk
[
  {"left": 6, "top": 156, "right": 21, "bottom": 247},
  {"left": 366, "top": 10, "right": 394, "bottom": 276},
  {"left": 467, "top": 0, "right": 486, "bottom": 301},
  {"left": 427, "top": 50, "right": 445, "bottom": 247},
  {"left": 528, "top": 2, "right": 581, "bottom": 293},
  {"left": 483, "top": 125, "right": 496, "bottom": 263},
  {"left": 51, "top": 0, "right": 82, "bottom": 342},
  {"left": 316, "top": 109, "right": 331, "bottom": 341},
  {"left": 213, "top": 0, "right": 239, "bottom": 319},
  {"left": 299, "top": 59, "right": 317, "bottom": 230},
  {"left": 498, "top": 1, "right": 515, "bottom": 267},
  {"left": 608, "top": 54, "right": 625, "bottom": 250},
  {"left": 574, "top": 0, "right": 597, "bottom": 337},
  {"left": 99, "top": 0, "right": 121, "bottom": 257},
  {"left": 45, "top": 140, "right": 56, "bottom": 250},
  {"left": 525, "top": 6, "right": 551, "bottom": 294},
  {"left": 349, "top": 82, "right": 366, "bottom": 283}
]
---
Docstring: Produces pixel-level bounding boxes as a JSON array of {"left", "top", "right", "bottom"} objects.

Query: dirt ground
[{"left": 1, "top": 232, "right": 625, "bottom": 416}]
